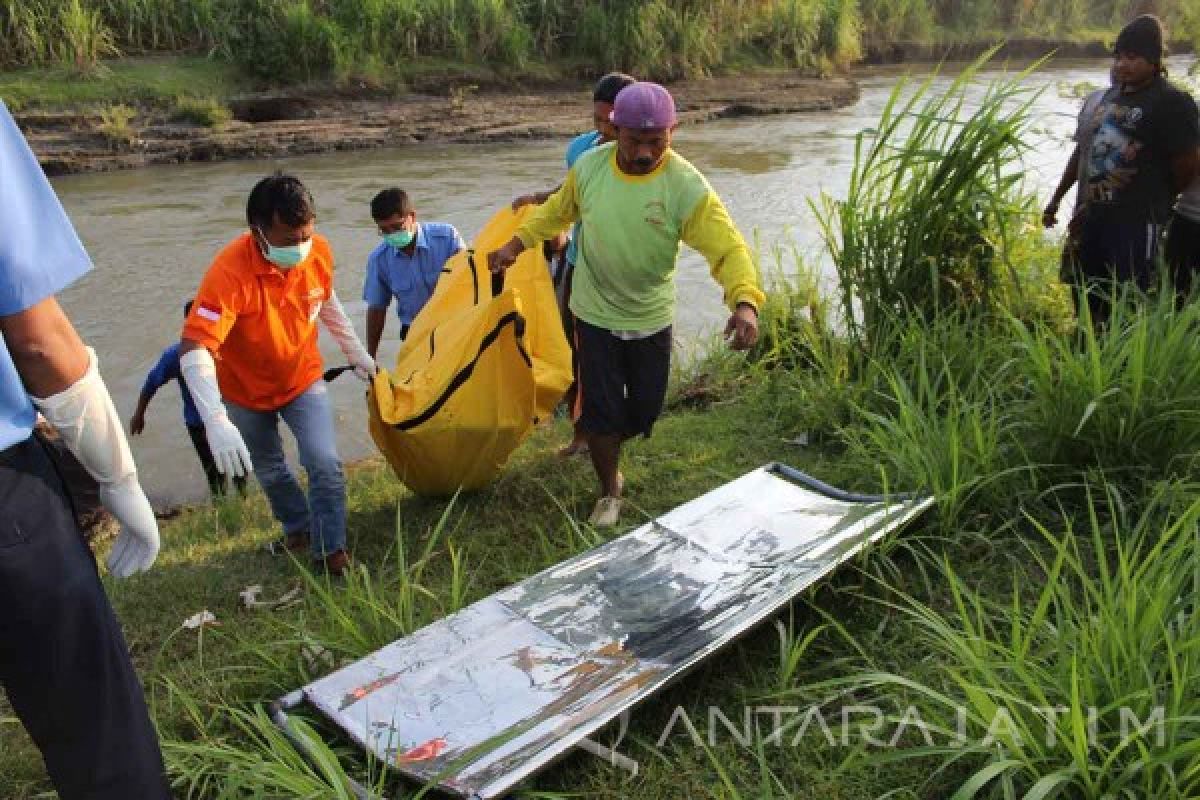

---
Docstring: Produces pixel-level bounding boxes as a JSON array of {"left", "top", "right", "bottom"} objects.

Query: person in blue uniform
[
  {"left": 363, "top": 188, "right": 466, "bottom": 359},
  {"left": 0, "top": 100, "right": 169, "bottom": 798},
  {"left": 131, "top": 300, "right": 248, "bottom": 497}
]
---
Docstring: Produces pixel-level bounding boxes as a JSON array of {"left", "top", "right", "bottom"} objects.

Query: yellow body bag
[{"left": 367, "top": 206, "right": 572, "bottom": 495}]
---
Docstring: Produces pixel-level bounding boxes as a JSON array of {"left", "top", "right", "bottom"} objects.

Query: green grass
[
  {"left": 4, "top": 287, "right": 1199, "bottom": 798},
  {"left": 785, "top": 481, "right": 1200, "bottom": 799},
  {"left": 4, "top": 0, "right": 1190, "bottom": 92},
  {"left": 0, "top": 55, "right": 245, "bottom": 110},
  {"left": 6, "top": 282, "right": 1198, "bottom": 798},
  {"left": 4, "top": 66, "right": 1200, "bottom": 799}
]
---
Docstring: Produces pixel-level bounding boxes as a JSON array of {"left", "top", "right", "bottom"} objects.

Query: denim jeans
[{"left": 227, "top": 380, "right": 346, "bottom": 557}]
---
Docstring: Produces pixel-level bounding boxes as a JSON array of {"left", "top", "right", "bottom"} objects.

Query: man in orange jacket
[{"left": 181, "top": 172, "right": 374, "bottom": 575}]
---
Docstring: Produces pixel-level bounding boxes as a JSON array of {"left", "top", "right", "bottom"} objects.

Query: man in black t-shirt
[{"left": 1065, "top": 15, "right": 1200, "bottom": 324}]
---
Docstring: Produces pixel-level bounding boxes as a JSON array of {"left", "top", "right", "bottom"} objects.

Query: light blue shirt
[
  {"left": 363, "top": 222, "right": 465, "bottom": 328},
  {"left": 565, "top": 131, "right": 602, "bottom": 266},
  {"left": 0, "top": 102, "right": 93, "bottom": 451}
]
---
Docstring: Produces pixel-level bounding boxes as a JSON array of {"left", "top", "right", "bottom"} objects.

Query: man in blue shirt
[
  {"left": 363, "top": 188, "right": 466, "bottom": 359},
  {"left": 0, "top": 102, "right": 169, "bottom": 798},
  {"left": 130, "top": 300, "right": 247, "bottom": 497},
  {"left": 511, "top": 71, "right": 636, "bottom": 457}
]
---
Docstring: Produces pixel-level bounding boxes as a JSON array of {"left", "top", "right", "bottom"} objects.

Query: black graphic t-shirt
[{"left": 1080, "top": 76, "right": 1200, "bottom": 224}]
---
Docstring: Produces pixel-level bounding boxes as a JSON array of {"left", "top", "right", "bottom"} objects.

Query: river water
[{"left": 46, "top": 56, "right": 1195, "bottom": 507}]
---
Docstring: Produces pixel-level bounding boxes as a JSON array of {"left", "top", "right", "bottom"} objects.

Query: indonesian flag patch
[{"left": 196, "top": 305, "right": 221, "bottom": 322}]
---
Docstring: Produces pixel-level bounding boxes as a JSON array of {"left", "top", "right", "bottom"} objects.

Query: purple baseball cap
[{"left": 610, "top": 82, "right": 677, "bottom": 130}]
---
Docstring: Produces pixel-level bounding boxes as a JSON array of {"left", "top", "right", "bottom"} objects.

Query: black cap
[
  {"left": 592, "top": 72, "right": 636, "bottom": 104},
  {"left": 1115, "top": 14, "right": 1166, "bottom": 64}
]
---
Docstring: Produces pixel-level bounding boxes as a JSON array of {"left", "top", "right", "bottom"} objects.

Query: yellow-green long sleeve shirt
[{"left": 515, "top": 142, "right": 765, "bottom": 332}]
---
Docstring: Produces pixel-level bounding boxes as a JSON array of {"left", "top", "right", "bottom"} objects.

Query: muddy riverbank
[{"left": 15, "top": 70, "right": 859, "bottom": 175}]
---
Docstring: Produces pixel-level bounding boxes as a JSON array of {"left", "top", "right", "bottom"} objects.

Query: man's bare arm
[{"left": 0, "top": 296, "right": 90, "bottom": 397}]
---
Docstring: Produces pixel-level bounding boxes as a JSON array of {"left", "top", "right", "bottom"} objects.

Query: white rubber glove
[
  {"left": 32, "top": 347, "right": 160, "bottom": 578},
  {"left": 180, "top": 347, "right": 253, "bottom": 478},
  {"left": 318, "top": 291, "right": 377, "bottom": 382}
]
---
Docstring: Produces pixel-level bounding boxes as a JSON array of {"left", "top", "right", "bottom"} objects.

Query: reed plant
[
  {"left": 4, "top": 0, "right": 1189, "bottom": 80},
  {"left": 1010, "top": 285, "right": 1200, "bottom": 483},
  {"left": 55, "top": 0, "right": 120, "bottom": 74},
  {"left": 789, "top": 483, "right": 1200, "bottom": 799},
  {"left": 814, "top": 54, "right": 1040, "bottom": 348}
]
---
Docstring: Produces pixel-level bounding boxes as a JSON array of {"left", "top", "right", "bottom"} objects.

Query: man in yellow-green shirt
[{"left": 489, "top": 82, "right": 764, "bottom": 527}]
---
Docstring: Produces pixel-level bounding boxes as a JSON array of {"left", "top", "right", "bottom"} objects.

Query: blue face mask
[
  {"left": 257, "top": 228, "right": 313, "bottom": 269},
  {"left": 384, "top": 229, "right": 415, "bottom": 249}
]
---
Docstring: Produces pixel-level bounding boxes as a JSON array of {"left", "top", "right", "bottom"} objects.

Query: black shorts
[
  {"left": 1064, "top": 215, "right": 1165, "bottom": 290},
  {"left": 1166, "top": 213, "right": 1200, "bottom": 298},
  {"left": 574, "top": 318, "right": 672, "bottom": 438}
]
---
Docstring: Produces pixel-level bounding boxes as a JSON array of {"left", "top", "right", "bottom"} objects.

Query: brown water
[{"left": 47, "top": 58, "right": 1195, "bottom": 507}]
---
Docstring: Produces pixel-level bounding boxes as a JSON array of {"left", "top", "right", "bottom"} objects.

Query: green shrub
[
  {"left": 169, "top": 95, "right": 232, "bottom": 127},
  {"left": 96, "top": 101, "right": 137, "bottom": 147}
]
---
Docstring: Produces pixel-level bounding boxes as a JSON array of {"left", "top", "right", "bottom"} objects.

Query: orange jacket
[{"left": 183, "top": 232, "right": 333, "bottom": 410}]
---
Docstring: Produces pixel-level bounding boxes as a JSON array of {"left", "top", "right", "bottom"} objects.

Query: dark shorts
[
  {"left": 1166, "top": 213, "right": 1200, "bottom": 298},
  {"left": 0, "top": 436, "right": 170, "bottom": 800},
  {"left": 1062, "top": 214, "right": 1166, "bottom": 323},
  {"left": 1063, "top": 215, "right": 1165, "bottom": 290},
  {"left": 574, "top": 319, "right": 672, "bottom": 438}
]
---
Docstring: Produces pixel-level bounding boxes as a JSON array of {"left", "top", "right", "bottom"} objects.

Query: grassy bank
[
  {"left": 1, "top": 0, "right": 1196, "bottom": 98},
  {"left": 3, "top": 58, "right": 1200, "bottom": 799},
  {"left": 0, "top": 55, "right": 244, "bottom": 112}
]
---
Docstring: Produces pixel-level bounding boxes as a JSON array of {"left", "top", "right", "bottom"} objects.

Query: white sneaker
[{"left": 589, "top": 496, "right": 622, "bottom": 527}]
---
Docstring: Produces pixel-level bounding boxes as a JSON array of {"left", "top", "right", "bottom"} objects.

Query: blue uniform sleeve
[
  {"left": 362, "top": 248, "right": 393, "bottom": 310},
  {"left": 0, "top": 102, "right": 92, "bottom": 316},
  {"left": 141, "top": 344, "right": 180, "bottom": 398},
  {"left": 449, "top": 226, "right": 466, "bottom": 257},
  {"left": 565, "top": 131, "right": 599, "bottom": 170}
]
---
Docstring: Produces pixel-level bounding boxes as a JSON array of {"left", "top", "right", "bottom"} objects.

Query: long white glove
[
  {"left": 32, "top": 347, "right": 160, "bottom": 578},
  {"left": 318, "top": 291, "right": 377, "bottom": 382},
  {"left": 180, "top": 347, "right": 252, "bottom": 478}
]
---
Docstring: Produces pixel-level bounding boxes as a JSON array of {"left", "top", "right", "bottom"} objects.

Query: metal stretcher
[{"left": 271, "top": 463, "right": 933, "bottom": 798}]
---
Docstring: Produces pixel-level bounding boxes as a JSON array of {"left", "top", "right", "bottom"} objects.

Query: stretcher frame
[{"left": 270, "top": 463, "right": 933, "bottom": 799}]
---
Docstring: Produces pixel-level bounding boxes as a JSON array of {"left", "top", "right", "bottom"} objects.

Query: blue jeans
[{"left": 227, "top": 381, "right": 346, "bottom": 558}]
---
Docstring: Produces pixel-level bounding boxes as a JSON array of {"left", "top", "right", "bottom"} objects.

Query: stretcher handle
[
  {"left": 268, "top": 698, "right": 378, "bottom": 800},
  {"left": 766, "top": 462, "right": 923, "bottom": 503}
]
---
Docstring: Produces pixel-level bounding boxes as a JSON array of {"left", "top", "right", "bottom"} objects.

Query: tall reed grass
[
  {"left": 719, "top": 62, "right": 1200, "bottom": 796},
  {"left": 789, "top": 483, "right": 1200, "bottom": 798},
  {"left": 815, "top": 55, "right": 1040, "bottom": 347},
  {"left": 2, "top": 0, "right": 1189, "bottom": 81}
]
